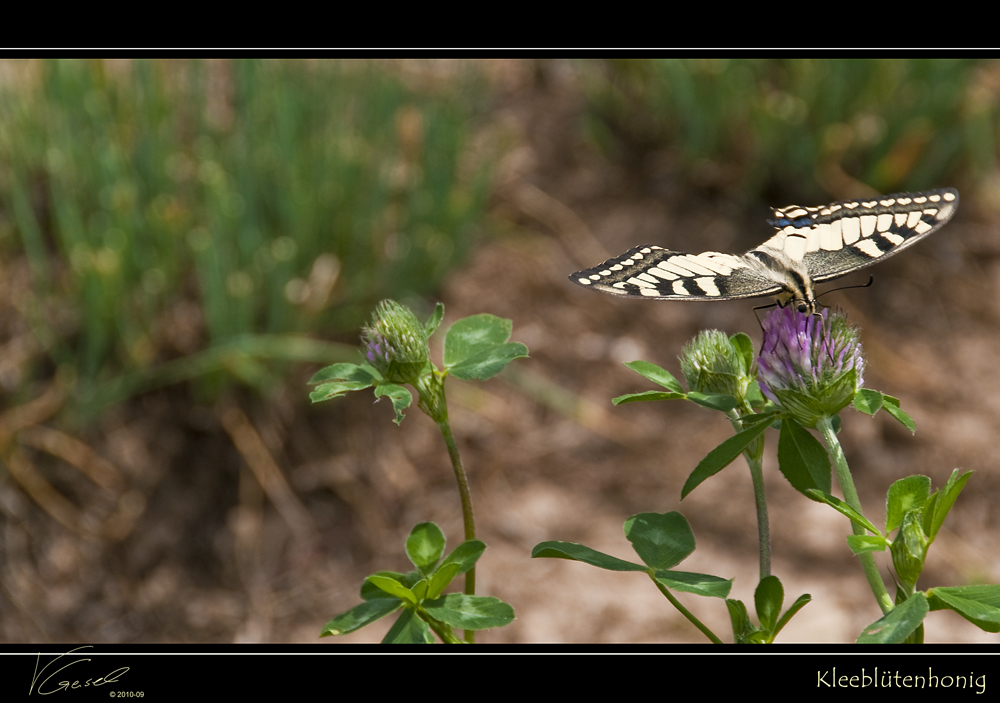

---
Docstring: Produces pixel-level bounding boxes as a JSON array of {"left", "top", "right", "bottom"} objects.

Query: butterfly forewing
[
  {"left": 569, "top": 188, "right": 959, "bottom": 308},
  {"left": 760, "top": 187, "right": 959, "bottom": 284}
]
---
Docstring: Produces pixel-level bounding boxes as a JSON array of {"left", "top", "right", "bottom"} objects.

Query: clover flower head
[
  {"left": 756, "top": 306, "right": 864, "bottom": 427},
  {"left": 679, "top": 330, "right": 753, "bottom": 404},
  {"left": 361, "top": 299, "right": 429, "bottom": 385}
]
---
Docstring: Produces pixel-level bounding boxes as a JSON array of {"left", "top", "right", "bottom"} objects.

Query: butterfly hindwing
[{"left": 570, "top": 245, "right": 783, "bottom": 301}]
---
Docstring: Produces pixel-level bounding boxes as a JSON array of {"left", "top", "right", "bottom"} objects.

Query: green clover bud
[
  {"left": 362, "top": 299, "right": 430, "bottom": 385},
  {"left": 679, "top": 330, "right": 754, "bottom": 407},
  {"left": 890, "top": 511, "right": 928, "bottom": 592},
  {"left": 680, "top": 330, "right": 763, "bottom": 462}
]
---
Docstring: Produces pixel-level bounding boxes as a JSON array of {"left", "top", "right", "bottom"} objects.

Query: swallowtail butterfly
[{"left": 570, "top": 188, "right": 959, "bottom": 314}]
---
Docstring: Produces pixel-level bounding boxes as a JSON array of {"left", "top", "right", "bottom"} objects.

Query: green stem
[
  {"left": 746, "top": 453, "right": 771, "bottom": 580},
  {"left": 434, "top": 391, "right": 476, "bottom": 643},
  {"left": 416, "top": 370, "right": 478, "bottom": 643},
  {"left": 437, "top": 415, "right": 476, "bottom": 548},
  {"left": 649, "top": 573, "right": 723, "bottom": 644},
  {"left": 423, "top": 611, "right": 467, "bottom": 644},
  {"left": 729, "top": 412, "right": 770, "bottom": 580},
  {"left": 816, "top": 415, "right": 893, "bottom": 615}
]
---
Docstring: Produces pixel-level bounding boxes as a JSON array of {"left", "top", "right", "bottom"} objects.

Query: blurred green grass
[
  {"left": 2, "top": 59, "right": 996, "bottom": 425},
  {"left": 582, "top": 58, "right": 1000, "bottom": 202},
  {"left": 0, "top": 59, "right": 493, "bottom": 419}
]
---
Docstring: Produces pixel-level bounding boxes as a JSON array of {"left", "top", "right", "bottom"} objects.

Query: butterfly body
[{"left": 570, "top": 188, "right": 959, "bottom": 314}]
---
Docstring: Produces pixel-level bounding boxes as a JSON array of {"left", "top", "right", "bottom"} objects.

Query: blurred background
[{"left": 1, "top": 58, "right": 998, "bottom": 644}]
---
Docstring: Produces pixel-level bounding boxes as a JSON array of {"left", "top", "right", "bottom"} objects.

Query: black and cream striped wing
[
  {"left": 759, "top": 187, "right": 959, "bottom": 285},
  {"left": 569, "top": 245, "right": 783, "bottom": 301},
  {"left": 568, "top": 188, "right": 959, "bottom": 303}
]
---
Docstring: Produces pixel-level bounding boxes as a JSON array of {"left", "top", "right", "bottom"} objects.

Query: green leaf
[
  {"left": 926, "top": 469, "right": 972, "bottom": 541},
  {"left": 847, "top": 534, "right": 889, "bottom": 554},
  {"left": 681, "top": 416, "right": 773, "bottom": 498},
  {"left": 361, "top": 570, "right": 422, "bottom": 600},
  {"left": 686, "top": 392, "right": 738, "bottom": 412},
  {"left": 852, "top": 388, "right": 884, "bottom": 415},
  {"left": 320, "top": 598, "right": 403, "bottom": 636},
  {"left": 886, "top": 475, "right": 931, "bottom": 534},
  {"left": 531, "top": 541, "right": 647, "bottom": 571},
  {"left": 777, "top": 418, "right": 831, "bottom": 495},
  {"left": 805, "top": 490, "right": 882, "bottom": 536},
  {"left": 755, "top": 575, "right": 784, "bottom": 634},
  {"left": 927, "top": 585, "right": 1000, "bottom": 632},
  {"left": 366, "top": 574, "right": 418, "bottom": 605},
  {"left": 622, "top": 360, "right": 684, "bottom": 393},
  {"left": 929, "top": 584, "right": 1000, "bottom": 608},
  {"left": 421, "top": 594, "right": 515, "bottom": 630},
  {"left": 773, "top": 593, "right": 812, "bottom": 640},
  {"left": 729, "top": 332, "right": 755, "bottom": 375},
  {"left": 406, "top": 522, "right": 446, "bottom": 574},
  {"left": 740, "top": 410, "right": 782, "bottom": 428},
  {"left": 653, "top": 570, "right": 733, "bottom": 598},
  {"left": 308, "top": 364, "right": 378, "bottom": 401},
  {"left": 425, "top": 302, "right": 445, "bottom": 338},
  {"left": 857, "top": 593, "right": 929, "bottom": 643},
  {"left": 374, "top": 383, "right": 413, "bottom": 425},
  {"left": 309, "top": 362, "right": 379, "bottom": 386},
  {"left": 310, "top": 380, "right": 377, "bottom": 403},
  {"left": 411, "top": 578, "right": 429, "bottom": 601},
  {"left": 383, "top": 608, "right": 435, "bottom": 644},
  {"left": 725, "top": 599, "right": 759, "bottom": 644},
  {"left": 921, "top": 490, "right": 939, "bottom": 538},
  {"left": 612, "top": 390, "right": 687, "bottom": 405},
  {"left": 426, "top": 562, "right": 462, "bottom": 600},
  {"left": 447, "top": 342, "right": 529, "bottom": 381},
  {"left": 745, "top": 381, "right": 766, "bottom": 409},
  {"left": 438, "top": 539, "right": 486, "bottom": 574},
  {"left": 624, "top": 511, "right": 695, "bottom": 571},
  {"left": 443, "top": 314, "right": 514, "bottom": 367},
  {"left": 882, "top": 394, "right": 916, "bottom": 433},
  {"left": 440, "top": 540, "right": 487, "bottom": 575}
]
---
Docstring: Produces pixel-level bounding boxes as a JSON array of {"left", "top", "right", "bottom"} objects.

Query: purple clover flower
[
  {"left": 364, "top": 331, "right": 394, "bottom": 368},
  {"left": 757, "top": 306, "right": 865, "bottom": 427}
]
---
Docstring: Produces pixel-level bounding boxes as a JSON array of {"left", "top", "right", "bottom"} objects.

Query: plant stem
[
  {"left": 729, "top": 412, "right": 770, "bottom": 580},
  {"left": 649, "top": 574, "right": 723, "bottom": 644},
  {"left": 816, "top": 415, "right": 893, "bottom": 615},
  {"left": 436, "top": 405, "right": 477, "bottom": 643},
  {"left": 746, "top": 453, "right": 771, "bottom": 580},
  {"left": 437, "top": 415, "right": 476, "bottom": 554},
  {"left": 423, "top": 612, "right": 466, "bottom": 644},
  {"left": 417, "top": 370, "right": 478, "bottom": 643}
]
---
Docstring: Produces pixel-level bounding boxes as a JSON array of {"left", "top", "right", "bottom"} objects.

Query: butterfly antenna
[
  {"left": 816, "top": 275, "right": 875, "bottom": 304},
  {"left": 752, "top": 300, "right": 779, "bottom": 330},
  {"left": 806, "top": 275, "right": 875, "bottom": 320}
]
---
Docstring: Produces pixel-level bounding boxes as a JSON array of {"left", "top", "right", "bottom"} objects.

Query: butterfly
[{"left": 569, "top": 188, "right": 959, "bottom": 314}]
